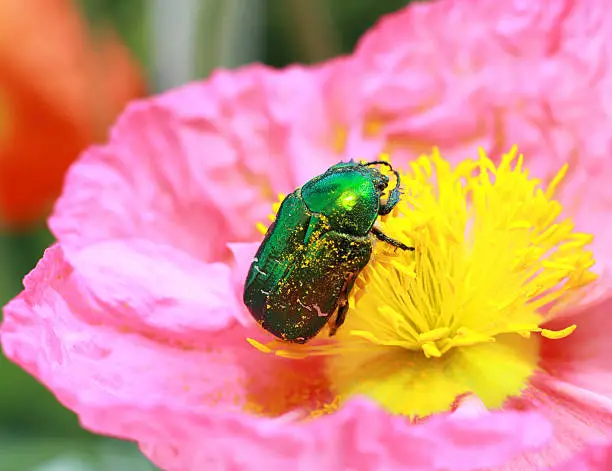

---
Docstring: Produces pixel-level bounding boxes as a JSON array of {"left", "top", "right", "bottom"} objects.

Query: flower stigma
[{"left": 248, "top": 147, "right": 596, "bottom": 418}]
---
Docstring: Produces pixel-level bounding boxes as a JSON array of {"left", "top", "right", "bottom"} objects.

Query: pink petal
[
  {"left": 283, "top": 59, "right": 387, "bottom": 183},
  {"left": 540, "top": 295, "right": 612, "bottom": 406},
  {"left": 139, "top": 399, "right": 551, "bottom": 471},
  {"left": 64, "top": 239, "right": 242, "bottom": 338},
  {"left": 451, "top": 394, "right": 489, "bottom": 419},
  {"left": 0, "top": 243, "right": 333, "bottom": 428},
  {"left": 352, "top": 0, "right": 608, "bottom": 177},
  {"left": 227, "top": 241, "right": 261, "bottom": 325},
  {"left": 553, "top": 161, "right": 612, "bottom": 297},
  {"left": 1, "top": 245, "right": 249, "bottom": 410},
  {"left": 353, "top": 0, "right": 612, "bottom": 171},
  {"left": 1, "top": 245, "right": 552, "bottom": 471},
  {"left": 503, "top": 373, "right": 612, "bottom": 469},
  {"left": 49, "top": 113, "right": 246, "bottom": 263},
  {"left": 551, "top": 441, "right": 612, "bottom": 471},
  {"left": 350, "top": 0, "right": 612, "bottom": 295},
  {"left": 48, "top": 64, "right": 334, "bottom": 266}
]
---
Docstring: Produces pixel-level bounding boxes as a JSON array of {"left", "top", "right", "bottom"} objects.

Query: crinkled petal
[
  {"left": 284, "top": 59, "right": 388, "bottom": 183},
  {"left": 227, "top": 241, "right": 260, "bottom": 325},
  {"left": 0, "top": 245, "right": 553, "bottom": 471},
  {"left": 1, "top": 245, "right": 250, "bottom": 410},
  {"left": 49, "top": 64, "right": 342, "bottom": 265},
  {"left": 139, "top": 400, "right": 551, "bottom": 471},
  {"left": 502, "top": 372, "right": 612, "bottom": 470},
  {"left": 350, "top": 0, "right": 612, "bottom": 296},
  {"left": 1, "top": 242, "right": 333, "bottom": 415},
  {"left": 541, "top": 295, "right": 612, "bottom": 399},
  {"left": 50, "top": 101, "right": 261, "bottom": 263},
  {"left": 551, "top": 440, "right": 612, "bottom": 471},
  {"left": 553, "top": 163, "right": 612, "bottom": 297},
  {"left": 354, "top": 0, "right": 612, "bottom": 170},
  {"left": 65, "top": 239, "right": 242, "bottom": 336}
]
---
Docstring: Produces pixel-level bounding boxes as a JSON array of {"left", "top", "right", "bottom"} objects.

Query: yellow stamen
[
  {"left": 248, "top": 148, "right": 596, "bottom": 418},
  {"left": 258, "top": 193, "right": 286, "bottom": 232}
]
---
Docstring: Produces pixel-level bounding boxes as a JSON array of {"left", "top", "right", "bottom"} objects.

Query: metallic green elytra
[{"left": 243, "top": 160, "right": 413, "bottom": 344}]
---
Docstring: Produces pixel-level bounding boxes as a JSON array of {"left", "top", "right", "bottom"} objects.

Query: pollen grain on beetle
[{"left": 248, "top": 147, "right": 597, "bottom": 418}]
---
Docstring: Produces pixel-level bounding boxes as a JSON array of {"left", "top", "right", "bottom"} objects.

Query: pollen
[
  {"left": 327, "top": 147, "right": 596, "bottom": 417},
  {"left": 249, "top": 148, "right": 596, "bottom": 419}
]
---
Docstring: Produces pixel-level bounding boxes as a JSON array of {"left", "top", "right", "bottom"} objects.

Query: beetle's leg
[
  {"left": 329, "top": 276, "right": 357, "bottom": 337},
  {"left": 371, "top": 226, "right": 414, "bottom": 251},
  {"left": 329, "top": 301, "right": 349, "bottom": 337}
]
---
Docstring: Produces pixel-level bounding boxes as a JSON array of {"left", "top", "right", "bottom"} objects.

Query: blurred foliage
[
  {"left": 266, "top": 0, "right": 412, "bottom": 66},
  {"left": 1, "top": 435, "right": 157, "bottom": 471},
  {"left": 78, "top": 0, "right": 150, "bottom": 69},
  {"left": 0, "top": 0, "right": 413, "bottom": 469}
]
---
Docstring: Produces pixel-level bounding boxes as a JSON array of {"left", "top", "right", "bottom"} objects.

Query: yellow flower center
[{"left": 248, "top": 147, "right": 596, "bottom": 418}]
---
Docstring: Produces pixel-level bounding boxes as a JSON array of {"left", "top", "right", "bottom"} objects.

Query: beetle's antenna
[{"left": 364, "top": 160, "right": 393, "bottom": 171}]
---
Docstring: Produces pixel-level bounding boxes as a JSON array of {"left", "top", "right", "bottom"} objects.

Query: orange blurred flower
[{"left": 0, "top": 0, "right": 144, "bottom": 227}]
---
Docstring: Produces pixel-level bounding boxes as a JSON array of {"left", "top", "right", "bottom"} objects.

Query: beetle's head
[
  {"left": 356, "top": 161, "right": 388, "bottom": 192},
  {"left": 328, "top": 160, "right": 391, "bottom": 191},
  {"left": 363, "top": 161, "right": 402, "bottom": 215},
  {"left": 374, "top": 173, "right": 390, "bottom": 192}
]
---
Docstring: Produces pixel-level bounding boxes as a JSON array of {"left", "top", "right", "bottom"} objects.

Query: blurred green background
[{"left": 0, "top": 0, "right": 412, "bottom": 469}]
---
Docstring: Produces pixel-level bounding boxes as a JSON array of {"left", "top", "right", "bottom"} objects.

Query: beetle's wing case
[
  {"left": 243, "top": 191, "right": 312, "bottom": 316},
  {"left": 264, "top": 229, "right": 372, "bottom": 342},
  {"left": 243, "top": 188, "right": 373, "bottom": 343}
]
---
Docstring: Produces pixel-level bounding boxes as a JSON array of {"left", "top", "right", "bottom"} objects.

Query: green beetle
[{"left": 243, "top": 160, "right": 413, "bottom": 344}]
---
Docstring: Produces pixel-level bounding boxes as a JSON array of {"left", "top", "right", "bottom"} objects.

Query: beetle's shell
[
  {"left": 244, "top": 162, "right": 389, "bottom": 343},
  {"left": 244, "top": 191, "right": 372, "bottom": 342},
  {"left": 301, "top": 166, "right": 382, "bottom": 236}
]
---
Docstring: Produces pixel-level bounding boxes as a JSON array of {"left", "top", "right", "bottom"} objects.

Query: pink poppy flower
[
  {"left": 0, "top": 64, "right": 554, "bottom": 471},
  {"left": 1, "top": 1, "right": 611, "bottom": 471}
]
